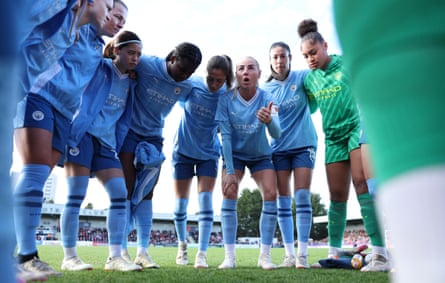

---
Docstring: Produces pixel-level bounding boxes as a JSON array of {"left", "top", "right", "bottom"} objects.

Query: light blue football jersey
[
  {"left": 30, "top": 25, "right": 105, "bottom": 120},
  {"left": 173, "top": 76, "right": 224, "bottom": 161},
  {"left": 131, "top": 55, "right": 194, "bottom": 137},
  {"left": 262, "top": 70, "right": 317, "bottom": 152},
  {"left": 21, "top": 1, "right": 79, "bottom": 94},
  {"left": 88, "top": 60, "right": 130, "bottom": 149},
  {"left": 19, "top": 0, "right": 74, "bottom": 45},
  {"left": 215, "top": 88, "right": 278, "bottom": 161}
]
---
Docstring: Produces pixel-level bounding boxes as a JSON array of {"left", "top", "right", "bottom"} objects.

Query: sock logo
[{"left": 32, "top": 110, "right": 44, "bottom": 121}]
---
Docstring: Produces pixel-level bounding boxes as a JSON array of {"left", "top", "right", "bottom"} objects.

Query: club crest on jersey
[
  {"left": 69, "top": 147, "right": 80, "bottom": 157},
  {"left": 291, "top": 84, "right": 297, "bottom": 91},
  {"left": 32, "top": 111, "right": 44, "bottom": 121},
  {"left": 174, "top": 87, "right": 181, "bottom": 95},
  {"left": 334, "top": 71, "right": 342, "bottom": 81},
  {"left": 271, "top": 105, "right": 279, "bottom": 114}
]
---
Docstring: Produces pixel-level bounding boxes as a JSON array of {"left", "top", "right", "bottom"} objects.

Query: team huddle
[{"left": 12, "top": 1, "right": 444, "bottom": 283}]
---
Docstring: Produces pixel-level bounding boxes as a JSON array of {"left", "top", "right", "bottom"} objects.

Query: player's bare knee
[{"left": 352, "top": 178, "right": 368, "bottom": 194}]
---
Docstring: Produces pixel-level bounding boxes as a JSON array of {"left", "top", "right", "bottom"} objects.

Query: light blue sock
[
  {"left": 295, "top": 189, "right": 312, "bottom": 243},
  {"left": 104, "top": 177, "right": 127, "bottom": 245},
  {"left": 221, "top": 198, "right": 237, "bottom": 244},
  {"left": 61, "top": 176, "right": 89, "bottom": 248},
  {"left": 277, "top": 196, "right": 294, "bottom": 245},
  {"left": 135, "top": 200, "right": 152, "bottom": 248},
  {"left": 198, "top": 192, "right": 213, "bottom": 251},
  {"left": 366, "top": 178, "right": 378, "bottom": 197},
  {"left": 260, "top": 200, "right": 277, "bottom": 245},
  {"left": 121, "top": 200, "right": 133, "bottom": 250},
  {"left": 13, "top": 164, "right": 50, "bottom": 256},
  {"left": 174, "top": 198, "right": 189, "bottom": 242}
]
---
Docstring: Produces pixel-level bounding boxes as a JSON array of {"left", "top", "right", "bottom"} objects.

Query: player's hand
[
  {"left": 222, "top": 174, "right": 238, "bottom": 198},
  {"left": 256, "top": 101, "right": 273, "bottom": 124}
]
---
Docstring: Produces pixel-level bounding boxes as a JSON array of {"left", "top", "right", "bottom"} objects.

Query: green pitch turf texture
[{"left": 38, "top": 245, "right": 390, "bottom": 282}]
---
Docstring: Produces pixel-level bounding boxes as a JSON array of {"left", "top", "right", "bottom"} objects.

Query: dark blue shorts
[
  {"left": 14, "top": 93, "right": 70, "bottom": 154},
  {"left": 120, "top": 129, "right": 163, "bottom": 153},
  {"left": 172, "top": 151, "right": 218, "bottom": 179},
  {"left": 65, "top": 133, "right": 122, "bottom": 172},
  {"left": 223, "top": 157, "right": 275, "bottom": 174},
  {"left": 272, "top": 146, "right": 316, "bottom": 170}
]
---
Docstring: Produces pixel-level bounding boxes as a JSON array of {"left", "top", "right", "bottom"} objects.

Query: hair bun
[{"left": 298, "top": 19, "right": 318, "bottom": 38}]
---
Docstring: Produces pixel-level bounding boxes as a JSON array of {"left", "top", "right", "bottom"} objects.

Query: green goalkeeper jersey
[
  {"left": 304, "top": 55, "right": 360, "bottom": 142},
  {"left": 334, "top": 0, "right": 445, "bottom": 182}
]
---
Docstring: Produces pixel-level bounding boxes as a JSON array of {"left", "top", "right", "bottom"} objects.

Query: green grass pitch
[{"left": 38, "top": 245, "right": 390, "bottom": 283}]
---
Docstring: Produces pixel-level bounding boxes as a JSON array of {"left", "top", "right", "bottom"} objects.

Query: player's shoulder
[{"left": 221, "top": 88, "right": 235, "bottom": 97}]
